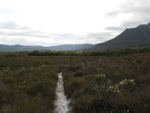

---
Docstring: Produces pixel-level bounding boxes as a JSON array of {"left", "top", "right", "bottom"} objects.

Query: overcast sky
[{"left": 0, "top": 0, "right": 150, "bottom": 46}]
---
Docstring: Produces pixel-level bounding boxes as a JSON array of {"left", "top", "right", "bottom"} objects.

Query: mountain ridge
[
  {"left": 87, "top": 23, "right": 150, "bottom": 51},
  {"left": 0, "top": 44, "right": 93, "bottom": 52}
]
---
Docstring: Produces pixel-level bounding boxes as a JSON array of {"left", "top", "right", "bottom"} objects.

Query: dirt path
[{"left": 54, "top": 72, "right": 70, "bottom": 113}]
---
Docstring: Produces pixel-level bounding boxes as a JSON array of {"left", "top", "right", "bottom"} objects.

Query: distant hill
[
  {"left": 0, "top": 44, "right": 93, "bottom": 52},
  {"left": 0, "top": 44, "right": 44, "bottom": 52},
  {"left": 87, "top": 23, "right": 150, "bottom": 51},
  {"left": 46, "top": 44, "right": 93, "bottom": 51}
]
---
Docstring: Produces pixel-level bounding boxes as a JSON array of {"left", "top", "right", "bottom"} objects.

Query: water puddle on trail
[{"left": 54, "top": 72, "right": 70, "bottom": 113}]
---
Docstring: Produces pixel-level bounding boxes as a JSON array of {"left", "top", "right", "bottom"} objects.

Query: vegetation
[
  {"left": 63, "top": 53, "right": 150, "bottom": 113},
  {"left": 1, "top": 48, "right": 150, "bottom": 56},
  {"left": 0, "top": 49, "right": 150, "bottom": 113},
  {"left": 0, "top": 56, "right": 58, "bottom": 113},
  {"left": 27, "top": 48, "right": 150, "bottom": 56}
]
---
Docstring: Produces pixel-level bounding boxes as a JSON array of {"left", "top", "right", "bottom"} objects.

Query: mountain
[
  {"left": 0, "top": 44, "right": 44, "bottom": 52},
  {"left": 46, "top": 44, "right": 93, "bottom": 51},
  {"left": 87, "top": 23, "right": 150, "bottom": 51},
  {"left": 0, "top": 44, "right": 93, "bottom": 52}
]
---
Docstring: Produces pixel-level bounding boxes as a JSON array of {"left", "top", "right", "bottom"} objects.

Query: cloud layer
[
  {"left": 0, "top": 21, "right": 112, "bottom": 46},
  {"left": 106, "top": 0, "right": 150, "bottom": 32}
]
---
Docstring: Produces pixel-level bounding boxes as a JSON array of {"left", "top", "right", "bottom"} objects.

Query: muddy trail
[{"left": 54, "top": 73, "right": 70, "bottom": 113}]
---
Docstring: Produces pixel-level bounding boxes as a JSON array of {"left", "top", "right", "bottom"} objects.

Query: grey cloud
[
  {"left": 46, "top": 32, "right": 114, "bottom": 44},
  {"left": 0, "top": 22, "right": 102, "bottom": 45},
  {"left": 106, "top": 21, "right": 145, "bottom": 32},
  {"left": 106, "top": 0, "right": 150, "bottom": 32},
  {"left": 0, "top": 8, "right": 14, "bottom": 14},
  {"left": 106, "top": 20, "right": 150, "bottom": 32},
  {"left": 87, "top": 32, "right": 113, "bottom": 39},
  {"left": 107, "top": 0, "right": 150, "bottom": 17},
  {"left": 0, "top": 21, "right": 37, "bottom": 31},
  {"left": 121, "top": 20, "right": 150, "bottom": 28},
  {"left": 55, "top": 34, "right": 80, "bottom": 39},
  {"left": 0, "top": 31, "right": 50, "bottom": 38},
  {"left": 106, "top": 11, "right": 120, "bottom": 17},
  {"left": 86, "top": 32, "right": 114, "bottom": 43},
  {"left": 0, "top": 22, "right": 50, "bottom": 38},
  {"left": 0, "top": 22, "right": 89, "bottom": 44},
  {"left": 106, "top": 26, "right": 124, "bottom": 31},
  {"left": 0, "top": 22, "right": 18, "bottom": 29}
]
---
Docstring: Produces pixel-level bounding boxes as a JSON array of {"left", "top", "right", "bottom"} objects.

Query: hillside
[{"left": 87, "top": 23, "right": 150, "bottom": 51}]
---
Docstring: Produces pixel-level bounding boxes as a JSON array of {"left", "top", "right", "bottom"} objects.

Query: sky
[{"left": 0, "top": 0, "right": 150, "bottom": 46}]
